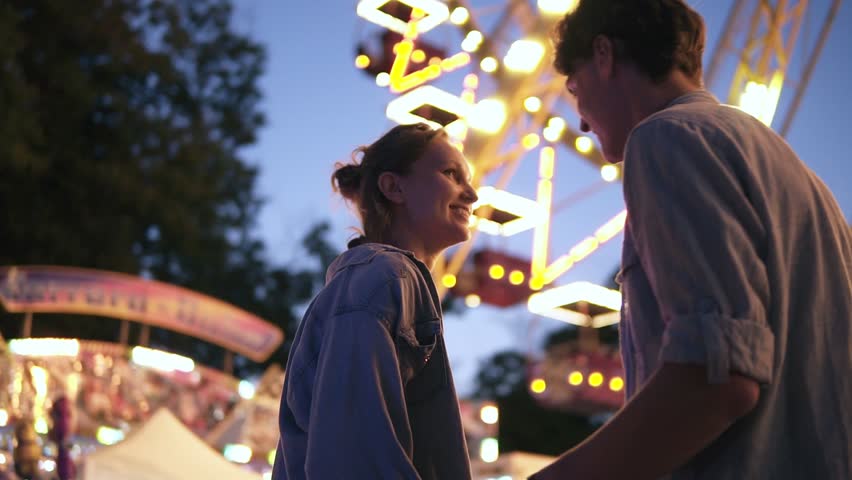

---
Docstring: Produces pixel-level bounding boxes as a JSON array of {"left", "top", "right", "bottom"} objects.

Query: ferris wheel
[{"left": 352, "top": 0, "right": 840, "bottom": 413}]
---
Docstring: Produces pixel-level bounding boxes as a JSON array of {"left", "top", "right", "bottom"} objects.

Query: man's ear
[
  {"left": 592, "top": 34, "right": 615, "bottom": 79},
  {"left": 378, "top": 172, "right": 405, "bottom": 204}
]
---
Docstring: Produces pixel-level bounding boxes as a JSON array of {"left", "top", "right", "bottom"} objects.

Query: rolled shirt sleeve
[
  {"left": 298, "top": 309, "right": 422, "bottom": 479},
  {"left": 623, "top": 118, "right": 775, "bottom": 385}
]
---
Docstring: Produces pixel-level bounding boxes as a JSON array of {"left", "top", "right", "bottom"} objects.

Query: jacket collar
[{"left": 325, "top": 242, "right": 420, "bottom": 284}]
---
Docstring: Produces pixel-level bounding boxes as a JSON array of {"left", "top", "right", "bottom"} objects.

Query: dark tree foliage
[{"left": 0, "top": 0, "right": 334, "bottom": 377}]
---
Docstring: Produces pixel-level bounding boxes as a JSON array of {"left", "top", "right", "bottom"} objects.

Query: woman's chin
[
  {"left": 433, "top": 227, "right": 471, "bottom": 251},
  {"left": 450, "top": 226, "right": 473, "bottom": 245}
]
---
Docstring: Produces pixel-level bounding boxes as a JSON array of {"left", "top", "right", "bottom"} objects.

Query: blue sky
[{"left": 239, "top": 0, "right": 851, "bottom": 395}]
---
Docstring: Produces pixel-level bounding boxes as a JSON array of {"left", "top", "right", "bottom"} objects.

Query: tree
[
  {"left": 0, "top": 0, "right": 326, "bottom": 378},
  {"left": 472, "top": 321, "right": 621, "bottom": 455},
  {"left": 471, "top": 348, "right": 599, "bottom": 456},
  {"left": 471, "top": 350, "right": 528, "bottom": 400}
]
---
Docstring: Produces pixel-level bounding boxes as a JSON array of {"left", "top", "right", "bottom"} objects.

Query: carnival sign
[{"left": 0, "top": 266, "right": 283, "bottom": 362}]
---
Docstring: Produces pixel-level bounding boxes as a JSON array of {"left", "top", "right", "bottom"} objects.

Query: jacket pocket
[{"left": 400, "top": 318, "right": 448, "bottom": 404}]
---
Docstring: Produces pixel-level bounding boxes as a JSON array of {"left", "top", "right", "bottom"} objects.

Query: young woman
[{"left": 272, "top": 123, "right": 478, "bottom": 480}]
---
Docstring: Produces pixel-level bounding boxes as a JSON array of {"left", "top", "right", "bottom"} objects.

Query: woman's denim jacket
[{"left": 272, "top": 243, "right": 472, "bottom": 480}]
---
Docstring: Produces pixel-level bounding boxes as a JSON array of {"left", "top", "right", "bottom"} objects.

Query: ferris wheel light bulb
[
  {"left": 537, "top": 0, "right": 580, "bottom": 15},
  {"left": 468, "top": 98, "right": 507, "bottom": 134},
  {"left": 504, "top": 39, "right": 545, "bottom": 73}
]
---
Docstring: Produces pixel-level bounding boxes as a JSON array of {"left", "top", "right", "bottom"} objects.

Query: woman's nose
[{"left": 462, "top": 183, "right": 478, "bottom": 204}]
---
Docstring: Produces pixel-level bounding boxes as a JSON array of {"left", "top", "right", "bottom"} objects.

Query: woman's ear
[{"left": 378, "top": 172, "right": 405, "bottom": 204}]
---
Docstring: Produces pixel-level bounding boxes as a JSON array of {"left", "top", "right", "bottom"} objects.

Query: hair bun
[{"left": 332, "top": 162, "right": 362, "bottom": 202}]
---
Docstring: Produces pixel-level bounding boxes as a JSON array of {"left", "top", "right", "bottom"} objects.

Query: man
[{"left": 531, "top": 1, "right": 852, "bottom": 479}]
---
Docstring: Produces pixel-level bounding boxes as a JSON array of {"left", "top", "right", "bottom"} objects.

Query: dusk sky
[{"left": 239, "top": 0, "right": 851, "bottom": 394}]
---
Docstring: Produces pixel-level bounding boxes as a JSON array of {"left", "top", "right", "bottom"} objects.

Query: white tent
[
  {"left": 472, "top": 451, "right": 557, "bottom": 479},
  {"left": 83, "top": 408, "right": 261, "bottom": 480}
]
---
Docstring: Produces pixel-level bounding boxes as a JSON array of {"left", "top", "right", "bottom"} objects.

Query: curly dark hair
[{"left": 553, "top": 0, "right": 705, "bottom": 84}]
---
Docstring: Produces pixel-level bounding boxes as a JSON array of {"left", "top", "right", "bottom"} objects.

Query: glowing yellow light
[
  {"left": 468, "top": 98, "right": 507, "bottom": 134},
  {"left": 96, "top": 426, "right": 125, "bottom": 445},
  {"left": 528, "top": 282, "right": 622, "bottom": 326},
  {"left": 509, "top": 270, "right": 525, "bottom": 285},
  {"left": 480, "top": 56, "right": 498, "bottom": 73},
  {"left": 34, "top": 417, "right": 49, "bottom": 434},
  {"left": 461, "top": 38, "right": 479, "bottom": 52},
  {"left": 522, "top": 133, "right": 541, "bottom": 150},
  {"left": 223, "top": 444, "right": 253, "bottom": 464},
  {"left": 530, "top": 378, "right": 547, "bottom": 394},
  {"left": 593, "top": 210, "right": 627, "bottom": 243},
  {"left": 30, "top": 366, "right": 49, "bottom": 434},
  {"left": 376, "top": 72, "right": 391, "bottom": 87},
  {"left": 440, "top": 53, "right": 470, "bottom": 70},
  {"left": 0, "top": 409, "right": 7, "bottom": 427},
  {"left": 542, "top": 256, "right": 573, "bottom": 285},
  {"left": 538, "top": 0, "right": 580, "bottom": 15},
  {"left": 462, "top": 30, "right": 484, "bottom": 53},
  {"left": 539, "top": 147, "right": 555, "bottom": 179},
  {"left": 442, "top": 273, "right": 457, "bottom": 288},
  {"left": 268, "top": 450, "right": 276, "bottom": 466},
  {"left": 386, "top": 85, "right": 469, "bottom": 131},
  {"left": 531, "top": 147, "right": 555, "bottom": 287},
  {"left": 405, "top": 64, "right": 441, "bottom": 86},
  {"left": 389, "top": 38, "right": 471, "bottom": 93},
  {"left": 529, "top": 277, "right": 544, "bottom": 291},
  {"left": 569, "top": 237, "right": 599, "bottom": 261},
  {"left": 589, "top": 372, "right": 604, "bottom": 387},
  {"left": 466, "top": 160, "right": 476, "bottom": 179},
  {"left": 450, "top": 6, "right": 469, "bottom": 24},
  {"left": 609, "top": 376, "right": 625, "bottom": 392},
  {"left": 356, "top": 0, "right": 450, "bottom": 35},
  {"left": 601, "top": 164, "right": 619, "bottom": 182},
  {"left": 524, "top": 96, "right": 542, "bottom": 113},
  {"left": 568, "top": 371, "right": 583, "bottom": 386},
  {"left": 131, "top": 346, "right": 195, "bottom": 373},
  {"left": 30, "top": 365, "right": 47, "bottom": 398},
  {"left": 465, "top": 30, "right": 483, "bottom": 45},
  {"left": 547, "top": 117, "right": 566, "bottom": 131},
  {"left": 488, "top": 264, "right": 505, "bottom": 280},
  {"left": 390, "top": 38, "right": 414, "bottom": 81},
  {"left": 575, "top": 135, "right": 594, "bottom": 153},
  {"left": 238, "top": 380, "right": 256, "bottom": 400},
  {"left": 480, "top": 405, "right": 499, "bottom": 424},
  {"left": 9, "top": 338, "right": 80, "bottom": 357},
  {"left": 465, "top": 294, "right": 481, "bottom": 308},
  {"left": 503, "top": 39, "right": 545, "bottom": 73},
  {"left": 355, "top": 54, "right": 371, "bottom": 69},
  {"left": 446, "top": 122, "right": 468, "bottom": 142},
  {"left": 543, "top": 121, "right": 564, "bottom": 145},
  {"left": 738, "top": 71, "right": 784, "bottom": 126},
  {"left": 411, "top": 49, "right": 426, "bottom": 63},
  {"left": 472, "top": 186, "right": 547, "bottom": 236},
  {"left": 463, "top": 73, "right": 479, "bottom": 89},
  {"left": 480, "top": 437, "right": 500, "bottom": 463},
  {"left": 593, "top": 311, "right": 621, "bottom": 328},
  {"left": 543, "top": 126, "right": 562, "bottom": 142}
]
